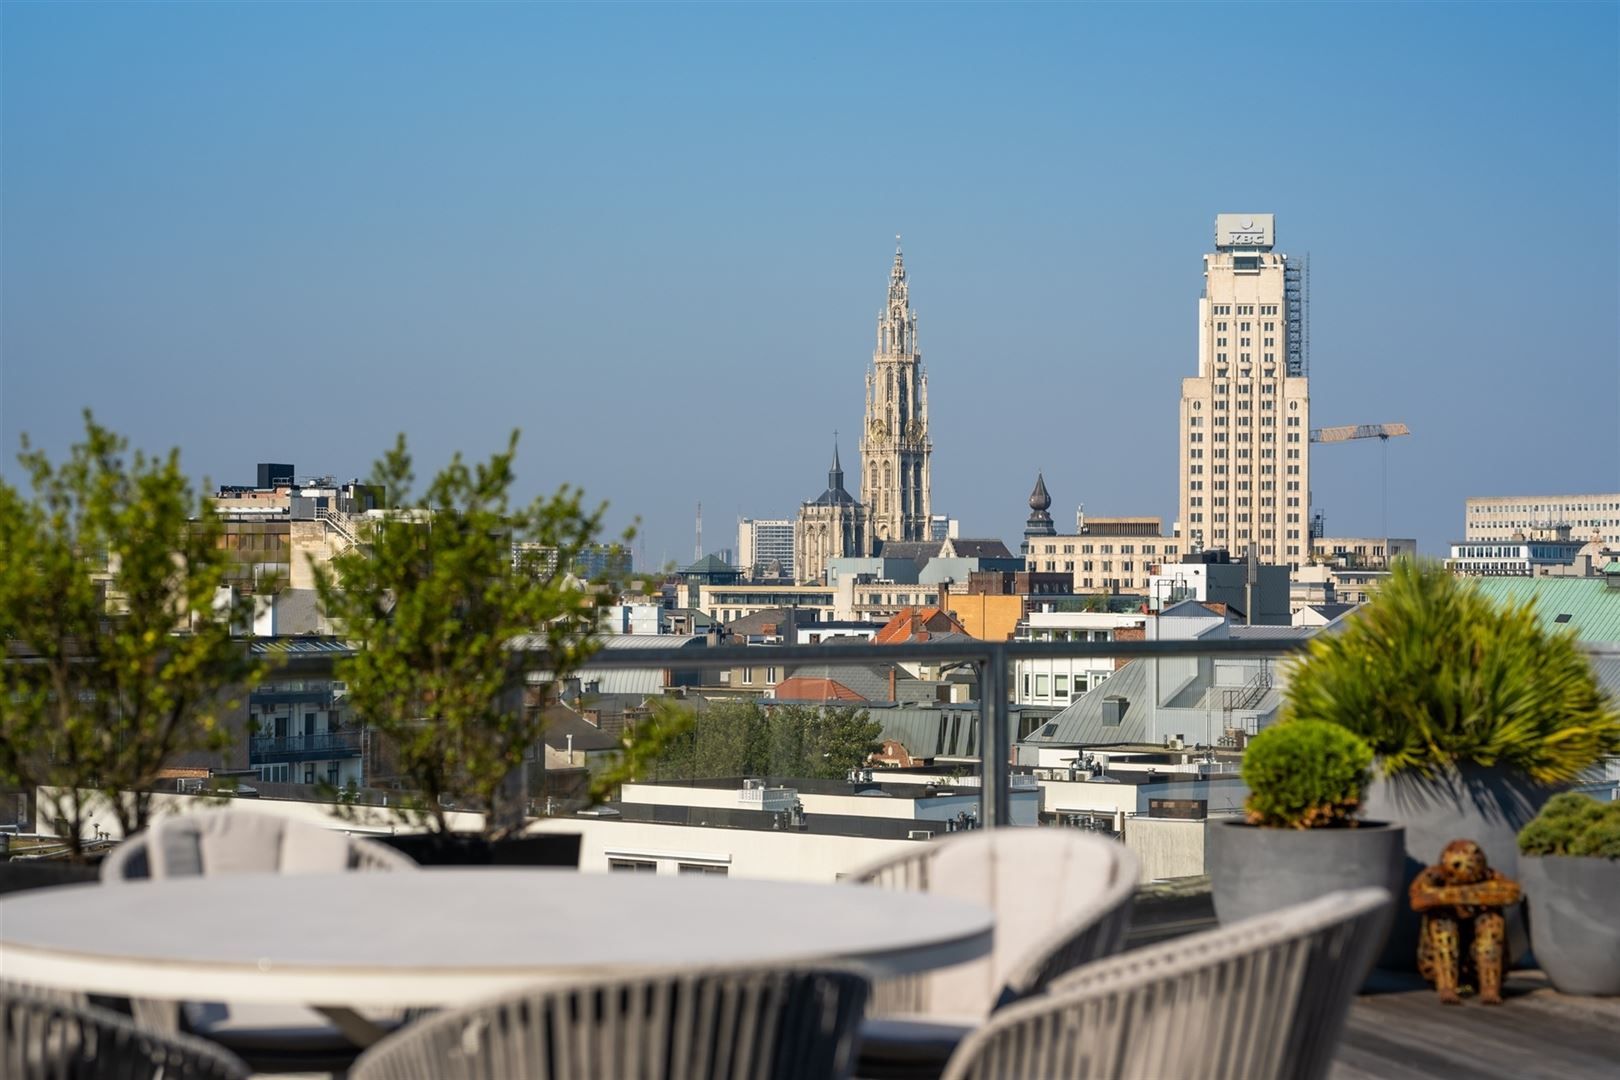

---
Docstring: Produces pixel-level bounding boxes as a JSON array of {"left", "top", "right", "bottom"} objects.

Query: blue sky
[{"left": 3, "top": 2, "right": 1616, "bottom": 565}]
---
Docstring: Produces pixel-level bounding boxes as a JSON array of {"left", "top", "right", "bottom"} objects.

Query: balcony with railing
[{"left": 248, "top": 729, "right": 362, "bottom": 764}]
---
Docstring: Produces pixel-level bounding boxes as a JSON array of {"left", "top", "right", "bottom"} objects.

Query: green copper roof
[{"left": 1471, "top": 576, "right": 1620, "bottom": 643}]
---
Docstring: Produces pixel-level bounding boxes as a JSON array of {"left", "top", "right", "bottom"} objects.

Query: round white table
[{"left": 0, "top": 869, "right": 990, "bottom": 1030}]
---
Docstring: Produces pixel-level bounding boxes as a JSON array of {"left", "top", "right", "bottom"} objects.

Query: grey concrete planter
[
  {"left": 1208, "top": 820, "right": 1404, "bottom": 977},
  {"left": 1520, "top": 855, "right": 1620, "bottom": 996},
  {"left": 0, "top": 858, "right": 101, "bottom": 895},
  {"left": 1361, "top": 764, "right": 1562, "bottom": 971}
]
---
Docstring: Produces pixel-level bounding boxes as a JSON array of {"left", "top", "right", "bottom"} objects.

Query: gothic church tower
[
  {"left": 793, "top": 440, "right": 869, "bottom": 584},
  {"left": 860, "top": 241, "right": 932, "bottom": 544}
]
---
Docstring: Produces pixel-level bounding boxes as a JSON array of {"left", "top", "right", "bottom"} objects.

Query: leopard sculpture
[{"left": 1410, "top": 838, "right": 1521, "bottom": 1005}]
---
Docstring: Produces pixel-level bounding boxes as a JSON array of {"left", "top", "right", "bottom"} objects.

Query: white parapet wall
[
  {"left": 1121, "top": 815, "right": 1214, "bottom": 883},
  {"left": 528, "top": 816, "right": 913, "bottom": 881},
  {"left": 33, "top": 787, "right": 487, "bottom": 842}
]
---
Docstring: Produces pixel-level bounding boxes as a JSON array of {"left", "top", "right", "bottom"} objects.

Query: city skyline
[{"left": 3, "top": 3, "right": 1616, "bottom": 565}]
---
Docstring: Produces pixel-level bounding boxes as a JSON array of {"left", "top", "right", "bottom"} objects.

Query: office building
[
  {"left": 737, "top": 518, "right": 795, "bottom": 580},
  {"left": 1445, "top": 525, "right": 1596, "bottom": 577},
  {"left": 1464, "top": 494, "right": 1620, "bottom": 546},
  {"left": 1177, "top": 214, "right": 1311, "bottom": 570}
]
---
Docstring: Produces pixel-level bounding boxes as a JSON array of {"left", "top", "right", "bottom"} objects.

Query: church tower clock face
[{"left": 859, "top": 240, "right": 933, "bottom": 545}]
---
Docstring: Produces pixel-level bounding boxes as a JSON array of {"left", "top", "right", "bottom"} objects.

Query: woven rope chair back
[
  {"left": 941, "top": 887, "right": 1392, "bottom": 1080},
  {"left": 849, "top": 829, "right": 1138, "bottom": 1017},
  {"left": 100, "top": 810, "right": 416, "bottom": 881},
  {"left": 350, "top": 965, "right": 871, "bottom": 1080},
  {"left": 1, "top": 983, "right": 251, "bottom": 1080}
]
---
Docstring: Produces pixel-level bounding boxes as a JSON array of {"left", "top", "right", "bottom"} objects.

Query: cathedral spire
[
  {"left": 877, "top": 236, "right": 917, "bottom": 360},
  {"left": 829, "top": 435, "right": 844, "bottom": 492},
  {"left": 861, "top": 241, "right": 931, "bottom": 544}
]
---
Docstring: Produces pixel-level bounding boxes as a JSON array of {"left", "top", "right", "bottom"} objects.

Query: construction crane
[
  {"left": 1310, "top": 423, "right": 1411, "bottom": 445},
  {"left": 1308, "top": 422, "right": 1411, "bottom": 544}
]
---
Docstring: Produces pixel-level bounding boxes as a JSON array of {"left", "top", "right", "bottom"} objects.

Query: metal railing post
[{"left": 979, "top": 641, "right": 1011, "bottom": 828}]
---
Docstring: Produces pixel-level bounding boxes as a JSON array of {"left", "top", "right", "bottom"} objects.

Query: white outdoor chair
[
  {"left": 1, "top": 981, "right": 251, "bottom": 1080},
  {"left": 847, "top": 829, "right": 1138, "bottom": 1080},
  {"left": 939, "top": 886, "right": 1393, "bottom": 1080},
  {"left": 348, "top": 964, "right": 873, "bottom": 1080},
  {"left": 102, "top": 811, "right": 418, "bottom": 1075},
  {"left": 100, "top": 810, "right": 416, "bottom": 880}
]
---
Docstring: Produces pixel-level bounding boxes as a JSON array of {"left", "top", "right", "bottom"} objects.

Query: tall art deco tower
[
  {"left": 860, "top": 241, "right": 933, "bottom": 544},
  {"left": 1177, "top": 214, "right": 1311, "bottom": 570}
]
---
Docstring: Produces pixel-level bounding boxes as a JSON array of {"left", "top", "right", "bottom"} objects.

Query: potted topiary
[
  {"left": 0, "top": 416, "right": 258, "bottom": 891},
  {"left": 1283, "top": 558, "right": 1620, "bottom": 968},
  {"left": 1208, "top": 719, "right": 1403, "bottom": 964},
  {"left": 313, "top": 431, "right": 629, "bottom": 866},
  {"left": 1517, "top": 792, "right": 1620, "bottom": 995}
]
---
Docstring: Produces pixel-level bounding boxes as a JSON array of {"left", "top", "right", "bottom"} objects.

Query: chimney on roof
[{"left": 888, "top": 667, "right": 896, "bottom": 702}]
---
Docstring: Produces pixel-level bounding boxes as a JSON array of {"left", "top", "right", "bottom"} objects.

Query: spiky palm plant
[{"left": 1282, "top": 559, "right": 1620, "bottom": 785}]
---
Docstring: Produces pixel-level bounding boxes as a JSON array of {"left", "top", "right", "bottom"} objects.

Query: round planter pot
[
  {"left": 1520, "top": 855, "right": 1620, "bottom": 996},
  {"left": 0, "top": 858, "right": 102, "bottom": 896},
  {"left": 1361, "top": 764, "right": 1561, "bottom": 971},
  {"left": 1208, "top": 820, "right": 1405, "bottom": 979}
]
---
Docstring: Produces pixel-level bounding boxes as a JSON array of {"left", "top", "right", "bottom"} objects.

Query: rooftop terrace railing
[
  {"left": 265, "top": 635, "right": 1327, "bottom": 828},
  {"left": 158, "top": 633, "right": 1620, "bottom": 827}
]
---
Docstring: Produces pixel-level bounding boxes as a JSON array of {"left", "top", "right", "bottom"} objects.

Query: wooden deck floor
[
  {"left": 1332, "top": 969, "right": 1620, "bottom": 1080},
  {"left": 1126, "top": 885, "right": 1620, "bottom": 1079}
]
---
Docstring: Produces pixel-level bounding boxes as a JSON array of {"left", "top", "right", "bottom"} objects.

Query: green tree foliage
[
  {"left": 1241, "top": 720, "right": 1373, "bottom": 828},
  {"left": 586, "top": 697, "right": 696, "bottom": 806},
  {"left": 314, "top": 432, "right": 626, "bottom": 838},
  {"left": 648, "top": 701, "right": 883, "bottom": 781},
  {"left": 0, "top": 414, "right": 256, "bottom": 855},
  {"left": 1518, "top": 792, "right": 1620, "bottom": 858},
  {"left": 1282, "top": 559, "right": 1620, "bottom": 784}
]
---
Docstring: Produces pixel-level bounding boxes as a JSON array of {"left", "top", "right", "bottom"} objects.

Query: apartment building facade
[{"left": 1025, "top": 517, "right": 1182, "bottom": 595}]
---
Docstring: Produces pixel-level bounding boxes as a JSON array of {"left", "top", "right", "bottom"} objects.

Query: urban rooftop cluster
[{"left": 3, "top": 219, "right": 1619, "bottom": 1079}]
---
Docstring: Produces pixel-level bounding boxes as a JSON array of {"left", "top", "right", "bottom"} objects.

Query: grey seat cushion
[
  {"left": 185, "top": 1002, "right": 371, "bottom": 1053},
  {"left": 856, "top": 1015, "right": 977, "bottom": 1080}
]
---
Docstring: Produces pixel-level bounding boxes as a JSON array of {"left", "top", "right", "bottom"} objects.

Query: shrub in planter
[
  {"left": 1280, "top": 558, "right": 1620, "bottom": 967},
  {"left": 314, "top": 432, "right": 625, "bottom": 855},
  {"left": 1286, "top": 561, "right": 1620, "bottom": 786},
  {"left": 0, "top": 415, "right": 259, "bottom": 868},
  {"left": 1209, "top": 722, "right": 1403, "bottom": 964},
  {"left": 1517, "top": 793, "right": 1620, "bottom": 994},
  {"left": 1518, "top": 792, "right": 1620, "bottom": 858},
  {"left": 1241, "top": 720, "right": 1372, "bottom": 828},
  {"left": 312, "top": 432, "right": 697, "bottom": 863}
]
